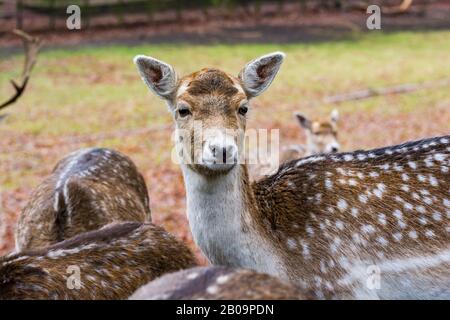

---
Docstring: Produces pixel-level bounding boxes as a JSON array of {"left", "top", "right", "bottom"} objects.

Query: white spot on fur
[
  {"left": 357, "top": 154, "right": 367, "bottom": 160},
  {"left": 359, "top": 194, "right": 368, "bottom": 204},
  {"left": 433, "top": 153, "right": 446, "bottom": 162},
  {"left": 408, "top": 230, "right": 418, "bottom": 239},
  {"left": 377, "top": 236, "right": 388, "bottom": 246},
  {"left": 401, "top": 184, "right": 410, "bottom": 192},
  {"left": 216, "top": 275, "right": 230, "bottom": 284},
  {"left": 187, "top": 272, "right": 199, "bottom": 280},
  {"left": 393, "top": 232, "right": 403, "bottom": 242},
  {"left": 369, "top": 172, "right": 379, "bottom": 178},
  {"left": 404, "top": 202, "right": 413, "bottom": 211},
  {"left": 287, "top": 238, "right": 298, "bottom": 250},
  {"left": 425, "top": 230, "right": 435, "bottom": 238},
  {"left": 444, "top": 198, "right": 450, "bottom": 208},
  {"left": 207, "top": 285, "right": 219, "bottom": 294},
  {"left": 417, "top": 174, "right": 426, "bottom": 182},
  {"left": 432, "top": 212, "right": 442, "bottom": 221},
  {"left": 429, "top": 175, "right": 438, "bottom": 186},
  {"left": 361, "top": 224, "right": 375, "bottom": 234},
  {"left": 408, "top": 161, "right": 417, "bottom": 169},
  {"left": 337, "top": 199, "right": 348, "bottom": 212},
  {"left": 378, "top": 213, "right": 387, "bottom": 226},
  {"left": 393, "top": 209, "right": 403, "bottom": 220},
  {"left": 343, "top": 154, "right": 354, "bottom": 161},
  {"left": 418, "top": 216, "right": 428, "bottom": 225}
]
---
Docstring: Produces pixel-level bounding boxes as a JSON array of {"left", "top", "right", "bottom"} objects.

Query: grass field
[{"left": 1, "top": 30, "right": 449, "bottom": 259}]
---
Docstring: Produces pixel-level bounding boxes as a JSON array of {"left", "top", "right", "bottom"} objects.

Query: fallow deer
[
  {"left": 250, "top": 109, "right": 341, "bottom": 180},
  {"left": 281, "top": 109, "right": 340, "bottom": 163},
  {"left": 130, "top": 266, "right": 310, "bottom": 300},
  {"left": 1, "top": 222, "right": 197, "bottom": 300},
  {"left": 16, "top": 148, "right": 151, "bottom": 251},
  {"left": 134, "top": 52, "right": 450, "bottom": 299}
]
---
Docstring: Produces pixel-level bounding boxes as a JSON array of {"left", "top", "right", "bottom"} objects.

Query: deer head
[
  {"left": 134, "top": 52, "right": 285, "bottom": 176},
  {"left": 294, "top": 109, "right": 340, "bottom": 155}
]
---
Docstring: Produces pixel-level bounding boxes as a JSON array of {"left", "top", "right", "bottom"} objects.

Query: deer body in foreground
[
  {"left": 130, "top": 266, "right": 310, "bottom": 300},
  {"left": 281, "top": 109, "right": 340, "bottom": 163},
  {"left": 135, "top": 52, "right": 450, "bottom": 299},
  {"left": 16, "top": 148, "right": 151, "bottom": 251},
  {"left": 1, "top": 222, "right": 197, "bottom": 300}
]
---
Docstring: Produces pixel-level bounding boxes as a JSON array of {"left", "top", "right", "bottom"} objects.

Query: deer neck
[{"left": 181, "top": 164, "right": 285, "bottom": 277}]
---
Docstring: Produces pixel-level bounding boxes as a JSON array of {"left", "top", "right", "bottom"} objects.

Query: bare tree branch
[
  {"left": 322, "top": 78, "right": 450, "bottom": 105},
  {"left": 0, "top": 29, "right": 43, "bottom": 112},
  {"left": 383, "top": 0, "right": 413, "bottom": 15}
]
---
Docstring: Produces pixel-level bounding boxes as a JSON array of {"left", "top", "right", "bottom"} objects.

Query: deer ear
[
  {"left": 134, "top": 55, "right": 177, "bottom": 100},
  {"left": 294, "top": 112, "right": 312, "bottom": 130},
  {"left": 239, "top": 52, "right": 285, "bottom": 98},
  {"left": 330, "top": 109, "right": 339, "bottom": 123}
]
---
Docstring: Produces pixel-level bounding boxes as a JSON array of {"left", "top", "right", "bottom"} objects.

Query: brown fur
[
  {"left": 130, "top": 266, "right": 310, "bottom": 300},
  {"left": 1, "top": 222, "right": 197, "bottom": 300},
  {"left": 16, "top": 148, "right": 151, "bottom": 251}
]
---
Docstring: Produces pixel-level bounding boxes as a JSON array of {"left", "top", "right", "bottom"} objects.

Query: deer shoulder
[
  {"left": 16, "top": 148, "right": 151, "bottom": 251},
  {"left": 1, "top": 222, "right": 197, "bottom": 300}
]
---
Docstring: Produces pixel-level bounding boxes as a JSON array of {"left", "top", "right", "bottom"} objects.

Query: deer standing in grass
[
  {"left": 16, "top": 148, "right": 151, "bottom": 251},
  {"left": 134, "top": 52, "right": 449, "bottom": 299},
  {"left": 281, "top": 109, "right": 340, "bottom": 163},
  {"left": 1, "top": 222, "right": 197, "bottom": 300},
  {"left": 130, "top": 266, "right": 310, "bottom": 300}
]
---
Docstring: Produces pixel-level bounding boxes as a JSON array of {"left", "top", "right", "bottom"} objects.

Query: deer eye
[
  {"left": 178, "top": 105, "right": 191, "bottom": 118},
  {"left": 238, "top": 105, "right": 248, "bottom": 116}
]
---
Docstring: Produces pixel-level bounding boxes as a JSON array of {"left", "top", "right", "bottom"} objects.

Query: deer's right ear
[
  {"left": 239, "top": 52, "right": 285, "bottom": 98},
  {"left": 294, "top": 113, "right": 311, "bottom": 130},
  {"left": 134, "top": 55, "right": 177, "bottom": 100}
]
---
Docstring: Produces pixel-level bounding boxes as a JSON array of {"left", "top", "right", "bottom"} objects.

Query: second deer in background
[{"left": 281, "top": 109, "right": 340, "bottom": 163}]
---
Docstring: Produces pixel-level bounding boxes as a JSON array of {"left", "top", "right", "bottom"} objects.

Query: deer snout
[
  {"left": 209, "top": 143, "right": 236, "bottom": 163},
  {"left": 202, "top": 134, "right": 238, "bottom": 169}
]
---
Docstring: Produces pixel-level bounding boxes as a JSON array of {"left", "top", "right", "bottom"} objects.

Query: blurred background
[{"left": 1, "top": 0, "right": 449, "bottom": 263}]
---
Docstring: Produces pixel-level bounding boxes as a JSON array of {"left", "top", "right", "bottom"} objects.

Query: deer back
[
  {"left": 1, "top": 222, "right": 197, "bottom": 300},
  {"left": 16, "top": 148, "right": 151, "bottom": 251},
  {"left": 130, "top": 266, "right": 309, "bottom": 300}
]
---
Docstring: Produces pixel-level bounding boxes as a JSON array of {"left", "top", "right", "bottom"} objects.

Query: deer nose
[
  {"left": 209, "top": 143, "right": 237, "bottom": 163},
  {"left": 331, "top": 147, "right": 339, "bottom": 153}
]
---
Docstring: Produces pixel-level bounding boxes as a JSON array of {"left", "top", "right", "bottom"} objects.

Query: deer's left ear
[
  {"left": 134, "top": 55, "right": 177, "bottom": 100},
  {"left": 330, "top": 109, "right": 339, "bottom": 123},
  {"left": 239, "top": 52, "right": 285, "bottom": 98}
]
